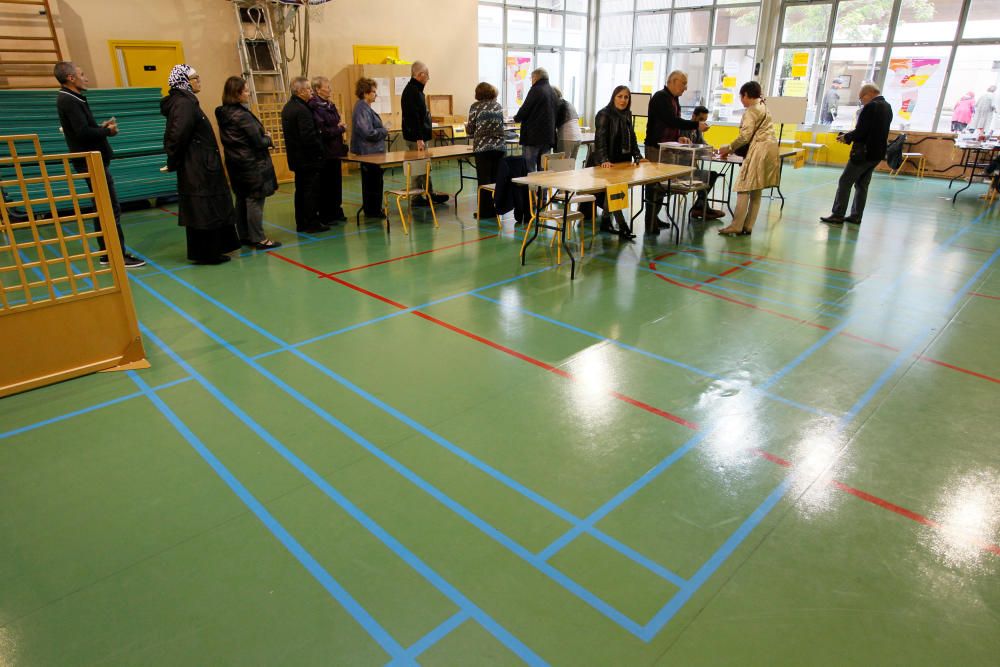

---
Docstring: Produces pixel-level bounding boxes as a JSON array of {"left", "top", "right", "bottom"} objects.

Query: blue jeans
[{"left": 521, "top": 144, "right": 550, "bottom": 173}]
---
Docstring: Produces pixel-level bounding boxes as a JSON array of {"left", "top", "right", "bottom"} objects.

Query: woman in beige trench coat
[{"left": 717, "top": 81, "right": 779, "bottom": 236}]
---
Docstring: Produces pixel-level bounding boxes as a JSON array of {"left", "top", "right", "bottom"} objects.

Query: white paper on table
[
  {"left": 372, "top": 77, "right": 391, "bottom": 113},
  {"left": 394, "top": 77, "right": 410, "bottom": 95}
]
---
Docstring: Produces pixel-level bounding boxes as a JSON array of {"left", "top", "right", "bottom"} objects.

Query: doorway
[{"left": 108, "top": 41, "right": 185, "bottom": 95}]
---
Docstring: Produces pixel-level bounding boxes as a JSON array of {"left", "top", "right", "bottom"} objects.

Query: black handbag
[{"left": 733, "top": 107, "right": 767, "bottom": 158}]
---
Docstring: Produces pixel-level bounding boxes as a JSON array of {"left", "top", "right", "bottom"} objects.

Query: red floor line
[
  {"left": 649, "top": 260, "right": 1000, "bottom": 385},
  {"left": 704, "top": 259, "right": 756, "bottom": 284},
  {"left": 326, "top": 234, "right": 498, "bottom": 276},
  {"left": 158, "top": 207, "right": 178, "bottom": 217},
  {"left": 677, "top": 247, "right": 864, "bottom": 277},
  {"left": 969, "top": 291, "right": 1000, "bottom": 301},
  {"left": 271, "top": 252, "right": 699, "bottom": 431},
  {"left": 754, "top": 449, "right": 1000, "bottom": 557}
]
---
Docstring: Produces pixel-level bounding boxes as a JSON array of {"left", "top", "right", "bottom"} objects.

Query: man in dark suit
[
  {"left": 401, "top": 61, "right": 447, "bottom": 205},
  {"left": 513, "top": 67, "right": 558, "bottom": 172},
  {"left": 281, "top": 77, "right": 327, "bottom": 233},
  {"left": 821, "top": 83, "right": 893, "bottom": 225},
  {"left": 644, "top": 70, "right": 711, "bottom": 231},
  {"left": 54, "top": 61, "right": 145, "bottom": 267}
]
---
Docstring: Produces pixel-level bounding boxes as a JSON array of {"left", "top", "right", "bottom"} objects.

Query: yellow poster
[
  {"left": 722, "top": 76, "right": 737, "bottom": 88},
  {"left": 792, "top": 52, "right": 809, "bottom": 65},
  {"left": 721, "top": 93, "right": 734, "bottom": 104},
  {"left": 605, "top": 183, "right": 629, "bottom": 212},
  {"left": 791, "top": 64, "right": 808, "bottom": 78},
  {"left": 639, "top": 59, "right": 656, "bottom": 94}
]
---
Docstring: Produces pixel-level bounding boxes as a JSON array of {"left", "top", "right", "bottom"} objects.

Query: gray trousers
[
  {"left": 521, "top": 144, "right": 550, "bottom": 173},
  {"left": 236, "top": 196, "right": 266, "bottom": 243},
  {"left": 832, "top": 158, "right": 880, "bottom": 219}
]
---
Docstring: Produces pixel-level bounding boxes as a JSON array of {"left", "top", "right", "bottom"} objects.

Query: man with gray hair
[
  {"left": 54, "top": 61, "right": 144, "bottom": 267},
  {"left": 401, "top": 61, "right": 447, "bottom": 205},
  {"left": 281, "top": 76, "right": 327, "bottom": 233},
  {"left": 821, "top": 83, "right": 892, "bottom": 225},
  {"left": 514, "top": 67, "right": 558, "bottom": 171}
]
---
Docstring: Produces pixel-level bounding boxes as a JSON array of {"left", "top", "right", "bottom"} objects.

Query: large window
[
  {"left": 478, "top": 0, "right": 589, "bottom": 118},
  {"left": 596, "top": 0, "right": 761, "bottom": 124},
  {"left": 774, "top": 0, "right": 1000, "bottom": 131}
]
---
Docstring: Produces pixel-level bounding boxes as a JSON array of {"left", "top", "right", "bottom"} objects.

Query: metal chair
[
  {"left": 384, "top": 158, "right": 439, "bottom": 234},
  {"left": 476, "top": 183, "right": 502, "bottom": 230}
]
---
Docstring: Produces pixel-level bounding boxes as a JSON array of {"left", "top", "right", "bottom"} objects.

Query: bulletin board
[
  {"left": 765, "top": 96, "right": 808, "bottom": 124},
  {"left": 631, "top": 92, "right": 651, "bottom": 117}
]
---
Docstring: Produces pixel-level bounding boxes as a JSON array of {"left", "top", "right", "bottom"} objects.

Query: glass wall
[
  {"left": 774, "top": 0, "right": 1000, "bottom": 132},
  {"left": 477, "top": 0, "right": 589, "bottom": 117},
  {"left": 596, "top": 0, "right": 761, "bottom": 123}
]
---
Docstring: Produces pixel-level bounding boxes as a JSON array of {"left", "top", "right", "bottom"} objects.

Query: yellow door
[{"left": 109, "top": 41, "right": 185, "bottom": 95}]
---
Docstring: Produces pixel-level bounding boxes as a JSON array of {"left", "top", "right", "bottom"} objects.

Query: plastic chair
[
  {"left": 384, "top": 158, "right": 439, "bottom": 234},
  {"left": 476, "top": 183, "right": 502, "bottom": 230}
]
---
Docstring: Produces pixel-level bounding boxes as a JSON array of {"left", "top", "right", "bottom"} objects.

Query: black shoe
[
  {"left": 330, "top": 211, "right": 348, "bottom": 222},
  {"left": 194, "top": 254, "right": 231, "bottom": 265},
  {"left": 843, "top": 216, "right": 861, "bottom": 224},
  {"left": 820, "top": 215, "right": 845, "bottom": 224},
  {"left": 123, "top": 254, "right": 146, "bottom": 268},
  {"left": 299, "top": 224, "right": 330, "bottom": 234},
  {"left": 412, "top": 196, "right": 430, "bottom": 207},
  {"left": 431, "top": 192, "right": 449, "bottom": 205}
]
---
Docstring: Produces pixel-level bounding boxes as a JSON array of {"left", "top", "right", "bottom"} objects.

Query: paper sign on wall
[
  {"left": 394, "top": 77, "right": 410, "bottom": 95},
  {"left": 791, "top": 64, "right": 808, "bottom": 77},
  {"left": 784, "top": 80, "right": 807, "bottom": 97},
  {"left": 722, "top": 76, "right": 737, "bottom": 88},
  {"left": 792, "top": 52, "right": 809, "bottom": 65},
  {"left": 372, "top": 77, "right": 391, "bottom": 113},
  {"left": 721, "top": 93, "right": 734, "bottom": 104}
]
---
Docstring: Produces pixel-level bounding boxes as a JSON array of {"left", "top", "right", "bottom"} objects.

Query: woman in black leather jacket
[
  {"left": 215, "top": 76, "right": 280, "bottom": 249},
  {"left": 587, "top": 85, "right": 646, "bottom": 238}
]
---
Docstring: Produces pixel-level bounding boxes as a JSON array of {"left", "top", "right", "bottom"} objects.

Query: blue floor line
[
  {"left": 0, "top": 376, "right": 193, "bottom": 440},
  {"left": 470, "top": 293, "right": 839, "bottom": 420},
  {"left": 127, "top": 262, "right": 667, "bottom": 636},
  {"left": 628, "top": 206, "right": 1000, "bottom": 637},
  {"left": 125, "top": 368, "right": 407, "bottom": 661},
  {"left": 394, "top": 611, "right": 469, "bottom": 664},
  {"left": 134, "top": 322, "right": 548, "bottom": 666},
  {"left": 250, "top": 267, "right": 554, "bottom": 361}
]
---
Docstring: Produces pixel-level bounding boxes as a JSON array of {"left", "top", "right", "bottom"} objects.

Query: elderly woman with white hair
[{"left": 161, "top": 64, "right": 239, "bottom": 264}]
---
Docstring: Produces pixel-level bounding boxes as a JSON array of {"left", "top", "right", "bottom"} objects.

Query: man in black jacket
[
  {"left": 513, "top": 68, "right": 557, "bottom": 172},
  {"left": 400, "top": 61, "right": 447, "bottom": 205},
  {"left": 821, "top": 84, "right": 893, "bottom": 225},
  {"left": 645, "top": 71, "right": 709, "bottom": 150},
  {"left": 281, "top": 77, "right": 328, "bottom": 233},
  {"left": 644, "top": 70, "right": 711, "bottom": 231},
  {"left": 54, "top": 61, "right": 144, "bottom": 267}
]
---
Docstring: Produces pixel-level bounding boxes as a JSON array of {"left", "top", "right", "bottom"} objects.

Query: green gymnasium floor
[{"left": 2, "top": 162, "right": 999, "bottom": 665}]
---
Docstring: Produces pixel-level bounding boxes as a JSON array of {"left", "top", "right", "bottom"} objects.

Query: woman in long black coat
[
  {"left": 215, "top": 76, "right": 280, "bottom": 249},
  {"left": 161, "top": 64, "right": 239, "bottom": 264}
]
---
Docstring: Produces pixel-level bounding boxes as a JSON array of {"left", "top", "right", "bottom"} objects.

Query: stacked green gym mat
[{"left": 0, "top": 87, "right": 176, "bottom": 218}]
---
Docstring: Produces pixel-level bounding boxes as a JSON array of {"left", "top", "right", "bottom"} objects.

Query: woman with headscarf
[
  {"left": 215, "top": 75, "right": 280, "bottom": 250},
  {"left": 717, "top": 81, "right": 779, "bottom": 236},
  {"left": 952, "top": 92, "right": 975, "bottom": 133},
  {"left": 587, "top": 85, "right": 646, "bottom": 239},
  {"left": 161, "top": 64, "right": 239, "bottom": 264}
]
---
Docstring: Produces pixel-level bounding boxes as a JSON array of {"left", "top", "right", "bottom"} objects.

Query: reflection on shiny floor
[{"left": 2, "top": 164, "right": 999, "bottom": 665}]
